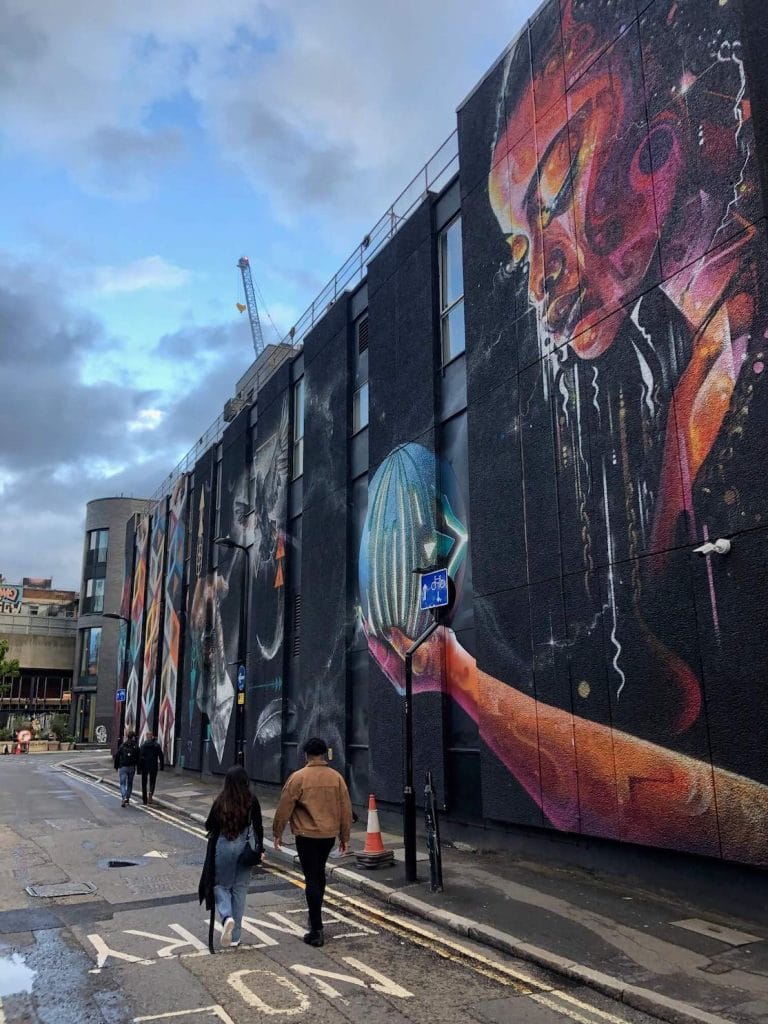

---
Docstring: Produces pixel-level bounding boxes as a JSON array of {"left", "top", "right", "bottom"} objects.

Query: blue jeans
[
  {"left": 213, "top": 830, "right": 251, "bottom": 942},
  {"left": 118, "top": 767, "right": 135, "bottom": 802}
]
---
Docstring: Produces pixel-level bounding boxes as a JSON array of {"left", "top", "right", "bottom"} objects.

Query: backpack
[{"left": 120, "top": 741, "right": 139, "bottom": 768}]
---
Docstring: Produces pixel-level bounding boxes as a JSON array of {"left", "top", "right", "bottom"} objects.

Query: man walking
[
  {"left": 114, "top": 730, "right": 140, "bottom": 807},
  {"left": 139, "top": 731, "right": 165, "bottom": 805},
  {"left": 272, "top": 737, "right": 353, "bottom": 947}
]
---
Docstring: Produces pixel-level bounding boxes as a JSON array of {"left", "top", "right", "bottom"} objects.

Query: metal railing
[
  {"left": 151, "top": 130, "right": 459, "bottom": 502},
  {"left": 0, "top": 613, "right": 77, "bottom": 637}
]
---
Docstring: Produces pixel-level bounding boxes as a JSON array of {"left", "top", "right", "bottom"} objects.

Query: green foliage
[
  {"left": 49, "top": 715, "right": 71, "bottom": 741},
  {"left": 0, "top": 639, "right": 20, "bottom": 697},
  {"left": 0, "top": 727, "right": 12, "bottom": 742}
]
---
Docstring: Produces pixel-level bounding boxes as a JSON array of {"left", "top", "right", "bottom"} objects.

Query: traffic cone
[{"left": 355, "top": 794, "right": 394, "bottom": 869}]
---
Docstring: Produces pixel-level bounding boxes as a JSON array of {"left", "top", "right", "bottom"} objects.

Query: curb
[{"left": 59, "top": 762, "right": 734, "bottom": 1024}]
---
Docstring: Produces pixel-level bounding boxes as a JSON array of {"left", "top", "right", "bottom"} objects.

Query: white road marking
[
  {"left": 64, "top": 766, "right": 642, "bottom": 1024},
  {"left": 290, "top": 958, "right": 413, "bottom": 1001},
  {"left": 134, "top": 1007, "right": 236, "bottom": 1023},
  {"left": 144, "top": 850, "right": 170, "bottom": 859},
  {"left": 227, "top": 969, "right": 310, "bottom": 1016},
  {"left": 123, "top": 925, "right": 208, "bottom": 958}
]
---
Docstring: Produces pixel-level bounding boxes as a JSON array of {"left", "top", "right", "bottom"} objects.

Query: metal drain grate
[{"left": 26, "top": 882, "right": 96, "bottom": 898}]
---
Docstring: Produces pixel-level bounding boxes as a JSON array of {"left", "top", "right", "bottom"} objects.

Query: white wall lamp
[{"left": 693, "top": 538, "right": 731, "bottom": 557}]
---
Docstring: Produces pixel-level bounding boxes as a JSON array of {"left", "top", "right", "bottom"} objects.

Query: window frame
[
  {"left": 292, "top": 377, "right": 305, "bottom": 479},
  {"left": 438, "top": 215, "right": 466, "bottom": 365},
  {"left": 352, "top": 380, "right": 369, "bottom": 434}
]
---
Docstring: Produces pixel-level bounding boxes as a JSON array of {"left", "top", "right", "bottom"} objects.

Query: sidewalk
[{"left": 63, "top": 752, "right": 768, "bottom": 1024}]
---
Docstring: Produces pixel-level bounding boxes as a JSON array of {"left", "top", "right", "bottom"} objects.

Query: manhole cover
[
  {"left": 106, "top": 859, "right": 140, "bottom": 868},
  {"left": 26, "top": 882, "right": 96, "bottom": 898}
]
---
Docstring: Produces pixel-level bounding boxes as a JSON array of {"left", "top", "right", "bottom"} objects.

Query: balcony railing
[{"left": 0, "top": 613, "right": 77, "bottom": 637}]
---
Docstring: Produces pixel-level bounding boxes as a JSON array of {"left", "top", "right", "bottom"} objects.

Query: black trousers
[
  {"left": 295, "top": 835, "right": 335, "bottom": 931},
  {"left": 141, "top": 767, "right": 158, "bottom": 804}
]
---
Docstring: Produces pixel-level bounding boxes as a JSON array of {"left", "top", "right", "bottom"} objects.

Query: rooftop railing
[{"left": 151, "top": 129, "right": 459, "bottom": 502}]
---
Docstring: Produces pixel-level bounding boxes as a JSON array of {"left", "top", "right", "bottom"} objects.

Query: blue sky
[{"left": 0, "top": 0, "right": 539, "bottom": 589}]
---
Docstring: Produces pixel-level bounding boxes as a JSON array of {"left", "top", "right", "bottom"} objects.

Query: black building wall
[{"left": 120, "top": 0, "right": 768, "bottom": 870}]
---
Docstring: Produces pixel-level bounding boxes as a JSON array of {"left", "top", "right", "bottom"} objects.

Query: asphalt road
[{"left": 0, "top": 755, "right": 662, "bottom": 1024}]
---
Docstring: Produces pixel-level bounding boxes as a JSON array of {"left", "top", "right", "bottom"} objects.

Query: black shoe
[{"left": 303, "top": 929, "right": 324, "bottom": 947}]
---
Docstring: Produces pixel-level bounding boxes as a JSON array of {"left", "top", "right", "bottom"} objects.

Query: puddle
[{"left": 0, "top": 952, "right": 36, "bottom": 996}]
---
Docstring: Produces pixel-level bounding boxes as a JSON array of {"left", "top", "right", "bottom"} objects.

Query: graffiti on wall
[
  {"left": 0, "top": 584, "right": 22, "bottom": 614},
  {"left": 140, "top": 499, "right": 167, "bottom": 742},
  {"left": 125, "top": 514, "right": 149, "bottom": 734},
  {"left": 158, "top": 476, "right": 188, "bottom": 762},
  {"left": 360, "top": 0, "right": 768, "bottom": 866}
]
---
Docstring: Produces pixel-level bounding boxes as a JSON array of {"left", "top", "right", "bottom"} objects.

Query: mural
[
  {"left": 125, "top": 514, "right": 149, "bottom": 734},
  {"left": 182, "top": 398, "right": 291, "bottom": 772},
  {"left": 140, "top": 498, "right": 167, "bottom": 742},
  {"left": 158, "top": 475, "right": 188, "bottom": 763},
  {"left": 179, "top": 457, "right": 211, "bottom": 771},
  {"left": 438, "top": 0, "right": 765, "bottom": 863},
  {"left": 113, "top": 515, "right": 137, "bottom": 749},
  {"left": 247, "top": 395, "right": 291, "bottom": 779}
]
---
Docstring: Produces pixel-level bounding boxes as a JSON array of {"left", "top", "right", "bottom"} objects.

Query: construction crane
[{"left": 236, "top": 256, "right": 265, "bottom": 359}]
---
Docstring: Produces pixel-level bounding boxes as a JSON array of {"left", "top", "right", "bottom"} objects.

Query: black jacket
[
  {"left": 198, "top": 796, "right": 263, "bottom": 912},
  {"left": 139, "top": 739, "right": 165, "bottom": 773},
  {"left": 114, "top": 740, "right": 140, "bottom": 770}
]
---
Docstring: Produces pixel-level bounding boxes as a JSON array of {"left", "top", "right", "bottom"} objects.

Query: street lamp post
[{"left": 214, "top": 536, "right": 249, "bottom": 767}]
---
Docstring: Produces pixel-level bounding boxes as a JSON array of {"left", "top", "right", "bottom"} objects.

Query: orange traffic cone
[{"left": 355, "top": 794, "right": 394, "bottom": 868}]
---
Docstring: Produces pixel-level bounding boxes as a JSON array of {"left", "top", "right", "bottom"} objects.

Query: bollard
[{"left": 424, "top": 771, "right": 443, "bottom": 893}]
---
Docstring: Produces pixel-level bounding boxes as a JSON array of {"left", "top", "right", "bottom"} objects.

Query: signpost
[
  {"left": 424, "top": 771, "right": 444, "bottom": 892},
  {"left": 419, "top": 568, "right": 449, "bottom": 611},
  {"left": 402, "top": 566, "right": 453, "bottom": 883}
]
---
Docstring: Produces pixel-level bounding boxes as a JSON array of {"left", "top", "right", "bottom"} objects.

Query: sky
[{"left": 0, "top": 0, "right": 539, "bottom": 591}]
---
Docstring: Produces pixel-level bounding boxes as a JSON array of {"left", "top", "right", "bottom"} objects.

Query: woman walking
[{"left": 200, "top": 766, "right": 263, "bottom": 949}]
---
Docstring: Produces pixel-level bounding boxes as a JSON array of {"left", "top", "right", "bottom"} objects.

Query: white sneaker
[
  {"left": 231, "top": 940, "right": 240, "bottom": 948},
  {"left": 221, "top": 918, "right": 234, "bottom": 947}
]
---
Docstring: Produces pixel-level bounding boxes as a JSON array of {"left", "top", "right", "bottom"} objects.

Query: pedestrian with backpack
[
  {"left": 199, "top": 765, "right": 263, "bottom": 951},
  {"left": 114, "top": 730, "right": 140, "bottom": 807}
]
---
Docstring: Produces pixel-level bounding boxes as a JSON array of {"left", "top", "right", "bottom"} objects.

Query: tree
[{"left": 0, "top": 638, "right": 20, "bottom": 697}]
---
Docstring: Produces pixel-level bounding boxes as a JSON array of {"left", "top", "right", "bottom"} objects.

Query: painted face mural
[{"left": 365, "top": 0, "right": 768, "bottom": 866}]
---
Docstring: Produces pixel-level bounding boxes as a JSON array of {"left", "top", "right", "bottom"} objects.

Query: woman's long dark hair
[{"left": 211, "top": 766, "right": 252, "bottom": 839}]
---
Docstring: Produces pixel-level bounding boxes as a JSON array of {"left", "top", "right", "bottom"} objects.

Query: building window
[
  {"left": 293, "top": 377, "right": 305, "bottom": 479},
  {"left": 87, "top": 529, "right": 109, "bottom": 564},
  {"left": 439, "top": 216, "right": 465, "bottom": 364},
  {"left": 352, "top": 381, "right": 369, "bottom": 433},
  {"left": 214, "top": 454, "right": 223, "bottom": 546},
  {"left": 79, "top": 627, "right": 102, "bottom": 679},
  {"left": 84, "top": 577, "right": 105, "bottom": 614}
]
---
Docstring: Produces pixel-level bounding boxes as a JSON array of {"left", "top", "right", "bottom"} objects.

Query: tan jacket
[{"left": 272, "top": 762, "right": 353, "bottom": 843}]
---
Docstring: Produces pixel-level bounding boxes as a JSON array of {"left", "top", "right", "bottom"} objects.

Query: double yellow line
[{"left": 58, "top": 766, "right": 632, "bottom": 1024}]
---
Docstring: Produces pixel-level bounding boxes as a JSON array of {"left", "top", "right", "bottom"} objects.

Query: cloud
[
  {"left": 88, "top": 256, "right": 192, "bottom": 295},
  {"left": 0, "top": 0, "right": 523, "bottom": 211},
  {"left": 0, "top": 253, "right": 245, "bottom": 588}
]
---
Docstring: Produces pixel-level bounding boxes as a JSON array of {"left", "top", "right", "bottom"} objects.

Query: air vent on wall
[
  {"left": 357, "top": 316, "right": 369, "bottom": 354},
  {"left": 292, "top": 593, "right": 302, "bottom": 657}
]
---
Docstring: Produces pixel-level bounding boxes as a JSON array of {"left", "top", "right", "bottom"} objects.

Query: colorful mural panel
[
  {"left": 158, "top": 476, "right": 188, "bottom": 763},
  {"left": 180, "top": 451, "right": 213, "bottom": 771},
  {"left": 139, "top": 498, "right": 167, "bottom": 742},
  {"left": 246, "top": 395, "right": 290, "bottom": 781},
  {"left": 446, "top": 0, "right": 768, "bottom": 863},
  {"left": 125, "top": 513, "right": 150, "bottom": 735}
]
